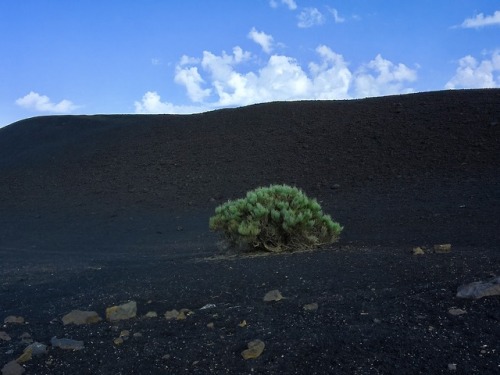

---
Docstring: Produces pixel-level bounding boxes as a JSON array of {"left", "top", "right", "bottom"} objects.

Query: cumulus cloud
[
  {"left": 460, "top": 10, "right": 500, "bottom": 29},
  {"left": 298, "top": 8, "right": 325, "bottom": 28},
  {"left": 15, "top": 91, "right": 78, "bottom": 113},
  {"left": 328, "top": 7, "right": 345, "bottom": 23},
  {"left": 445, "top": 51, "right": 500, "bottom": 89},
  {"left": 270, "top": 0, "right": 297, "bottom": 10},
  {"left": 248, "top": 27, "right": 274, "bottom": 54},
  {"left": 134, "top": 91, "right": 209, "bottom": 114},
  {"left": 354, "top": 54, "right": 417, "bottom": 97}
]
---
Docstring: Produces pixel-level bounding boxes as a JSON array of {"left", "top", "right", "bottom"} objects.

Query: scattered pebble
[
  {"left": 19, "top": 333, "right": 32, "bottom": 345},
  {"left": 456, "top": 276, "right": 500, "bottom": 299},
  {"left": 1, "top": 360, "right": 25, "bottom": 375},
  {"left": 51, "top": 336, "right": 85, "bottom": 351},
  {"left": 144, "top": 311, "right": 158, "bottom": 318},
  {"left": 303, "top": 303, "right": 319, "bottom": 312},
  {"left": 200, "top": 303, "right": 216, "bottom": 310},
  {"left": 106, "top": 301, "right": 137, "bottom": 322},
  {"left": 241, "top": 339, "right": 265, "bottom": 360},
  {"left": 448, "top": 363, "right": 457, "bottom": 371},
  {"left": 238, "top": 320, "right": 247, "bottom": 328},
  {"left": 113, "top": 337, "right": 124, "bottom": 346},
  {"left": 0, "top": 331, "right": 11, "bottom": 341},
  {"left": 448, "top": 308, "right": 467, "bottom": 316},
  {"left": 62, "top": 310, "right": 101, "bottom": 325},
  {"left": 263, "top": 290, "right": 284, "bottom": 302},
  {"left": 3, "top": 316, "right": 24, "bottom": 324},
  {"left": 164, "top": 309, "right": 180, "bottom": 320},
  {"left": 207, "top": 322, "right": 215, "bottom": 329},
  {"left": 433, "top": 244, "right": 452, "bottom": 253},
  {"left": 412, "top": 247, "right": 425, "bottom": 255}
]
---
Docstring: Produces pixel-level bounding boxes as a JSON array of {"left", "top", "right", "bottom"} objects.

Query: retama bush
[{"left": 209, "top": 184, "right": 343, "bottom": 253}]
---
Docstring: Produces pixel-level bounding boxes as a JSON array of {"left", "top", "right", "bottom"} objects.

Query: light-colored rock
[
  {"left": 0, "top": 331, "right": 11, "bottom": 341},
  {"left": 263, "top": 289, "right": 284, "bottom": 302},
  {"left": 448, "top": 363, "right": 457, "bottom": 371},
  {"left": 238, "top": 320, "right": 247, "bottom": 328},
  {"left": 106, "top": 301, "right": 137, "bottom": 322},
  {"left": 241, "top": 339, "right": 265, "bottom": 360},
  {"left": 144, "top": 311, "right": 157, "bottom": 318},
  {"left": 62, "top": 310, "right": 102, "bottom": 325},
  {"left": 448, "top": 308, "right": 467, "bottom": 316},
  {"left": 433, "top": 244, "right": 452, "bottom": 253},
  {"left": 200, "top": 303, "right": 216, "bottom": 310},
  {"left": 3, "top": 316, "right": 24, "bottom": 324},
  {"left": 303, "top": 303, "right": 319, "bottom": 311},
  {"left": 113, "top": 337, "right": 124, "bottom": 346},
  {"left": 412, "top": 247, "right": 425, "bottom": 255},
  {"left": 1, "top": 360, "right": 25, "bottom": 375},
  {"left": 51, "top": 336, "right": 84, "bottom": 351},
  {"left": 16, "top": 348, "right": 32, "bottom": 363},
  {"left": 119, "top": 330, "right": 130, "bottom": 339},
  {"left": 164, "top": 309, "right": 179, "bottom": 320},
  {"left": 456, "top": 276, "right": 500, "bottom": 299},
  {"left": 207, "top": 322, "right": 215, "bottom": 329}
]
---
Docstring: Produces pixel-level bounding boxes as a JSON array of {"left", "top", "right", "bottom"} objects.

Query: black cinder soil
[{"left": 0, "top": 89, "right": 499, "bottom": 374}]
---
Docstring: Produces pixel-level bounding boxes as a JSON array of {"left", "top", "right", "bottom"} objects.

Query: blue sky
[{"left": 1, "top": 0, "right": 499, "bottom": 127}]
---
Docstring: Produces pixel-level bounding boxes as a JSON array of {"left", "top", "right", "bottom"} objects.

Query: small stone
[
  {"left": 62, "top": 310, "right": 102, "bottom": 325},
  {"left": 238, "top": 320, "right": 247, "bottom": 328},
  {"left": 1, "top": 360, "right": 25, "bottom": 375},
  {"left": 448, "top": 308, "right": 467, "bottom": 316},
  {"left": 448, "top": 363, "right": 457, "bottom": 371},
  {"left": 433, "top": 244, "right": 452, "bottom": 253},
  {"left": 133, "top": 332, "right": 143, "bottom": 338},
  {"left": 26, "top": 342, "right": 47, "bottom": 356},
  {"left": 177, "top": 311, "right": 187, "bottom": 320},
  {"left": 373, "top": 318, "right": 381, "bottom": 324},
  {"left": 263, "top": 289, "right": 284, "bottom": 302},
  {"left": 144, "top": 311, "right": 157, "bottom": 318},
  {"left": 3, "top": 316, "right": 24, "bottom": 324},
  {"left": 164, "top": 309, "right": 180, "bottom": 320},
  {"left": 162, "top": 354, "right": 171, "bottom": 360},
  {"left": 119, "top": 330, "right": 130, "bottom": 339},
  {"left": 413, "top": 247, "right": 425, "bottom": 255},
  {"left": 303, "top": 303, "right": 319, "bottom": 311},
  {"left": 0, "top": 331, "right": 11, "bottom": 341},
  {"left": 16, "top": 347, "right": 32, "bottom": 363},
  {"left": 241, "top": 339, "right": 265, "bottom": 360},
  {"left": 200, "top": 303, "right": 216, "bottom": 310},
  {"left": 113, "top": 337, "right": 124, "bottom": 346},
  {"left": 51, "top": 336, "right": 85, "bottom": 351},
  {"left": 106, "top": 301, "right": 137, "bottom": 322},
  {"left": 207, "top": 322, "right": 215, "bottom": 329}
]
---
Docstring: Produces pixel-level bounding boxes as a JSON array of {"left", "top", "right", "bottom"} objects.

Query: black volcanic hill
[{"left": 1, "top": 89, "right": 499, "bottom": 251}]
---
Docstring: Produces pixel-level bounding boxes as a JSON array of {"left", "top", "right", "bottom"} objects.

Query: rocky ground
[{"left": 0, "top": 89, "right": 499, "bottom": 374}]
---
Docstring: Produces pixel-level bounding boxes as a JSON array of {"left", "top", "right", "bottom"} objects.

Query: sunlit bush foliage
[{"left": 209, "top": 184, "right": 343, "bottom": 253}]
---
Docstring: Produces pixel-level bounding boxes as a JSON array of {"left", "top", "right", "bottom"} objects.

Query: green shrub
[{"left": 209, "top": 184, "right": 343, "bottom": 253}]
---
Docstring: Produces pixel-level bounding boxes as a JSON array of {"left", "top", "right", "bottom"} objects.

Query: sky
[{"left": 1, "top": 0, "right": 499, "bottom": 127}]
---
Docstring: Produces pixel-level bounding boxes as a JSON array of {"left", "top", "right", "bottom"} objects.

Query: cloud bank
[
  {"left": 135, "top": 34, "right": 419, "bottom": 114},
  {"left": 15, "top": 92, "right": 78, "bottom": 113}
]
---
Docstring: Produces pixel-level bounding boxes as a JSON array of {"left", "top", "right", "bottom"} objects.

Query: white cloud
[
  {"left": 174, "top": 66, "right": 211, "bottom": 102},
  {"left": 445, "top": 51, "right": 500, "bottom": 89},
  {"left": 354, "top": 54, "right": 417, "bottom": 97},
  {"left": 460, "top": 10, "right": 500, "bottom": 29},
  {"left": 134, "top": 91, "right": 209, "bottom": 114},
  {"left": 15, "top": 91, "right": 79, "bottom": 113},
  {"left": 298, "top": 8, "right": 325, "bottom": 28},
  {"left": 248, "top": 27, "right": 274, "bottom": 54},
  {"left": 269, "top": 0, "right": 297, "bottom": 10},
  {"left": 328, "top": 7, "right": 345, "bottom": 23}
]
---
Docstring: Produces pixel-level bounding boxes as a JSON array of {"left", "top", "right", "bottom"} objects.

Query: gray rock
[
  {"left": 51, "top": 336, "right": 85, "bottom": 351},
  {"left": 3, "top": 316, "right": 24, "bottom": 324},
  {"left": 456, "top": 276, "right": 500, "bottom": 299},
  {"left": 0, "top": 332, "right": 11, "bottom": 341},
  {"left": 1, "top": 360, "right": 25, "bottom": 375},
  {"left": 263, "top": 289, "right": 284, "bottom": 302},
  {"left": 26, "top": 342, "right": 48, "bottom": 356}
]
